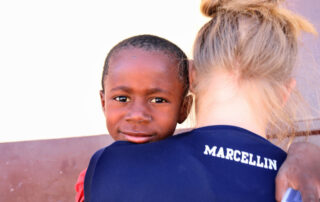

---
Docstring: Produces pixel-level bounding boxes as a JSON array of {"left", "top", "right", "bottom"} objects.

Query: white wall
[{"left": 0, "top": 0, "right": 207, "bottom": 142}]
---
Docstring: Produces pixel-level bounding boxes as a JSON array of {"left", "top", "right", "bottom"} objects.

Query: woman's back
[{"left": 85, "top": 125, "right": 286, "bottom": 202}]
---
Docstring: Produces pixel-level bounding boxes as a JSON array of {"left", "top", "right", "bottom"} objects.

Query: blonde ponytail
[{"left": 194, "top": 0, "right": 317, "bottom": 140}]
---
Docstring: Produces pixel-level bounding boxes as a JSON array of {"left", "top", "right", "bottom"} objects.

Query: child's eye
[
  {"left": 114, "top": 96, "right": 130, "bottom": 102},
  {"left": 150, "top": 97, "right": 168, "bottom": 103}
]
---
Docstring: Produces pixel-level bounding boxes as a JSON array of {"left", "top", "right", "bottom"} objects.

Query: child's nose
[{"left": 125, "top": 102, "right": 151, "bottom": 123}]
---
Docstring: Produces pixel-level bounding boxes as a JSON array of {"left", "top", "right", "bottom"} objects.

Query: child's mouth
[{"left": 119, "top": 131, "right": 155, "bottom": 144}]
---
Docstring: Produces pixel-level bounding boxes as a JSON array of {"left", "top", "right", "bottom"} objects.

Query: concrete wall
[
  {"left": 0, "top": 135, "right": 113, "bottom": 202},
  {"left": 289, "top": 0, "right": 320, "bottom": 130}
]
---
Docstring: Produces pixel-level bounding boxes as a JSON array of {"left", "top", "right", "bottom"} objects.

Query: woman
[{"left": 84, "top": 0, "right": 320, "bottom": 201}]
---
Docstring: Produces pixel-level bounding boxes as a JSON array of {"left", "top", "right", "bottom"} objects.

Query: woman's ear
[
  {"left": 188, "top": 60, "right": 197, "bottom": 93},
  {"left": 178, "top": 95, "right": 193, "bottom": 124},
  {"left": 283, "top": 78, "right": 296, "bottom": 104},
  {"left": 100, "top": 90, "right": 106, "bottom": 113}
]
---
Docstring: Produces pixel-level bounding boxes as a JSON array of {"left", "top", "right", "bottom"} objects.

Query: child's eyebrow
[
  {"left": 110, "top": 86, "right": 132, "bottom": 93},
  {"left": 110, "top": 86, "right": 172, "bottom": 95},
  {"left": 145, "top": 88, "right": 172, "bottom": 95}
]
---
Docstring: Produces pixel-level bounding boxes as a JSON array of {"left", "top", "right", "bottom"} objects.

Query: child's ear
[
  {"left": 188, "top": 60, "right": 197, "bottom": 93},
  {"left": 178, "top": 95, "right": 193, "bottom": 124},
  {"left": 100, "top": 90, "right": 106, "bottom": 112}
]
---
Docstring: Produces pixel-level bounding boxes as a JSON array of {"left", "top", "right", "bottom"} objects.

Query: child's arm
[
  {"left": 275, "top": 142, "right": 320, "bottom": 202},
  {"left": 75, "top": 169, "right": 87, "bottom": 202}
]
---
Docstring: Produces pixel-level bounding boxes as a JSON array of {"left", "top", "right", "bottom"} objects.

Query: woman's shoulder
[{"left": 171, "top": 125, "right": 287, "bottom": 160}]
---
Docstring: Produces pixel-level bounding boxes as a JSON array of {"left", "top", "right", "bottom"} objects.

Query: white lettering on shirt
[{"left": 203, "top": 145, "right": 278, "bottom": 170}]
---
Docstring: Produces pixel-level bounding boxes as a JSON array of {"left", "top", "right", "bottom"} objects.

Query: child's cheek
[
  {"left": 155, "top": 108, "right": 179, "bottom": 137},
  {"left": 105, "top": 102, "right": 126, "bottom": 139}
]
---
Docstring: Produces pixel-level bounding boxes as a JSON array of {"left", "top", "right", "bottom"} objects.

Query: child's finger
[{"left": 275, "top": 168, "right": 289, "bottom": 201}]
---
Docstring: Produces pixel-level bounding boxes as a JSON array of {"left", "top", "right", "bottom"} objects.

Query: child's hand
[{"left": 275, "top": 142, "right": 320, "bottom": 202}]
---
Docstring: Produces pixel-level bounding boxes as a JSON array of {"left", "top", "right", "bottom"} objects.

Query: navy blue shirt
[{"left": 85, "top": 125, "right": 287, "bottom": 202}]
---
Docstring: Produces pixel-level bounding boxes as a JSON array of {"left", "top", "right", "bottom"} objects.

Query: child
[{"left": 75, "top": 34, "right": 192, "bottom": 202}]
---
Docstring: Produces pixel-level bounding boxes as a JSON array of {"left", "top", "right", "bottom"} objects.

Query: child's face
[{"left": 100, "top": 48, "right": 189, "bottom": 144}]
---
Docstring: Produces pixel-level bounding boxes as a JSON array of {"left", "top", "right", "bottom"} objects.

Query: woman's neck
[{"left": 195, "top": 70, "right": 267, "bottom": 138}]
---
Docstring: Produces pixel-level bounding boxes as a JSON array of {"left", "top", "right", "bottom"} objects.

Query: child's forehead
[
  {"left": 104, "top": 48, "right": 185, "bottom": 93},
  {"left": 107, "top": 48, "right": 181, "bottom": 77},
  {"left": 110, "top": 47, "right": 176, "bottom": 65},
  {"left": 104, "top": 47, "right": 188, "bottom": 96},
  {"left": 109, "top": 48, "right": 178, "bottom": 74}
]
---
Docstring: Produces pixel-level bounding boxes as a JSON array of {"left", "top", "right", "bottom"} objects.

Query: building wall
[
  {"left": 289, "top": 0, "right": 320, "bottom": 130},
  {"left": 0, "top": 135, "right": 113, "bottom": 202}
]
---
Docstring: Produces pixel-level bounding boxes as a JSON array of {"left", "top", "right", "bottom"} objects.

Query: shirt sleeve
[
  {"left": 84, "top": 147, "right": 106, "bottom": 202},
  {"left": 75, "top": 169, "right": 87, "bottom": 202}
]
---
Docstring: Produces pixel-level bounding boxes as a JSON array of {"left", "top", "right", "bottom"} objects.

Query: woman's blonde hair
[{"left": 193, "top": 0, "right": 317, "bottom": 141}]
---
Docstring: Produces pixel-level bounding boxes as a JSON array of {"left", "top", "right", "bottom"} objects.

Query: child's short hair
[{"left": 101, "top": 34, "right": 189, "bottom": 95}]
